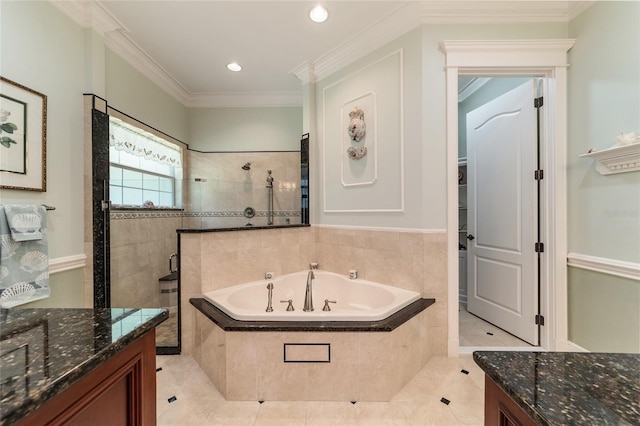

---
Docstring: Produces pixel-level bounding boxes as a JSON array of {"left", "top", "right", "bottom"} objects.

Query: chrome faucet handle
[
  {"left": 322, "top": 299, "right": 337, "bottom": 311},
  {"left": 280, "top": 299, "right": 295, "bottom": 311},
  {"left": 310, "top": 262, "right": 319, "bottom": 270}
]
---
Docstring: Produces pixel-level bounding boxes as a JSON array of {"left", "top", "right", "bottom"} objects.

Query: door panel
[{"left": 467, "top": 81, "right": 538, "bottom": 345}]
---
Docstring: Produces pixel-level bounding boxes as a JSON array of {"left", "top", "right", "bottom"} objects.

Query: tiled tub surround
[
  {"left": 179, "top": 226, "right": 448, "bottom": 358},
  {"left": 183, "top": 151, "right": 301, "bottom": 228},
  {"left": 190, "top": 298, "right": 434, "bottom": 401},
  {"left": 474, "top": 351, "right": 640, "bottom": 425}
]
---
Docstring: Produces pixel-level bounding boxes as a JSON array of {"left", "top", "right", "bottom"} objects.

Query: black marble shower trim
[
  {"left": 91, "top": 108, "right": 110, "bottom": 309},
  {"left": 189, "top": 298, "right": 434, "bottom": 332}
]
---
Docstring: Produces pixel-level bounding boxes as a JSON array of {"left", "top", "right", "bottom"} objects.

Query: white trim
[
  {"left": 50, "top": 254, "right": 87, "bottom": 274},
  {"left": 566, "top": 341, "right": 590, "bottom": 352},
  {"left": 313, "top": 224, "right": 446, "bottom": 234},
  {"left": 458, "top": 77, "right": 491, "bottom": 103},
  {"left": 51, "top": 0, "right": 590, "bottom": 108},
  {"left": 567, "top": 252, "right": 640, "bottom": 281},
  {"left": 441, "top": 39, "right": 575, "bottom": 356},
  {"left": 459, "top": 345, "right": 547, "bottom": 354}
]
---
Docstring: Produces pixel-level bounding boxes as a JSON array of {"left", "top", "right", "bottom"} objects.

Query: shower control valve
[
  {"left": 349, "top": 270, "right": 357, "bottom": 280},
  {"left": 265, "top": 271, "right": 274, "bottom": 280}
]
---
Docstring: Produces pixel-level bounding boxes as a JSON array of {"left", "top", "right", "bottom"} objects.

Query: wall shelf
[{"left": 580, "top": 143, "right": 640, "bottom": 175}]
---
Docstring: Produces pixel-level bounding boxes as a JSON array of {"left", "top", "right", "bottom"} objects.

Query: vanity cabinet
[
  {"left": 16, "top": 331, "right": 157, "bottom": 426},
  {"left": 484, "top": 376, "right": 536, "bottom": 426}
]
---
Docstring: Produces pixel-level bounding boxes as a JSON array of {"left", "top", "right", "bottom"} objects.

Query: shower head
[{"left": 242, "top": 162, "right": 251, "bottom": 171}]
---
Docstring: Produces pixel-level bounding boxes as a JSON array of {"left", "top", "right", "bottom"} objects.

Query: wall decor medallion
[
  {"left": 347, "top": 146, "right": 367, "bottom": 160},
  {"left": 347, "top": 107, "right": 366, "bottom": 142},
  {"left": 0, "top": 77, "right": 47, "bottom": 191},
  {"left": 347, "top": 106, "right": 367, "bottom": 160}
]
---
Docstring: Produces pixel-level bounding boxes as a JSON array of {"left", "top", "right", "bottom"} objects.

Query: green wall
[
  {"left": 567, "top": 1, "right": 640, "bottom": 352},
  {"left": 188, "top": 106, "right": 302, "bottom": 152},
  {"left": 1, "top": 0, "right": 86, "bottom": 307},
  {"left": 105, "top": 49, "right": 190, "bottom": 142}
]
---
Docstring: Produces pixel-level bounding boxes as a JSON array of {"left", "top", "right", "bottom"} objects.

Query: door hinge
[
  {"left": 101, "top": 200, "right": 111, "bottom": 211},
  {"left": 535, "top": 242, "right": 544, "bottom": 253},
  {"left": 534, "top": 97, "right": 544, "bottom": 108},
  {"left": 535, "top": 314, "right": 545, "bottom": 326},
  {"left": 534, "top": 170, "right": 544, "bottom": 180}
]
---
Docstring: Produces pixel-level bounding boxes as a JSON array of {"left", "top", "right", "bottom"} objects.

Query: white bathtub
[{"left": 203, "top": 270, "right": 421, "bottom": 321}]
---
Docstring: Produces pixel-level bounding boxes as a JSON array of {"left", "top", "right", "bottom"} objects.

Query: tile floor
[
  {"left": 459, "top": 304, "right": 532, "bottom": 348},
  {"left": 156, "top": 354, "right": 485, "bottom": 425}
]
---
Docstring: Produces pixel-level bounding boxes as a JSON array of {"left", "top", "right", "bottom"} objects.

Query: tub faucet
[{"left": 303, "top": 270, "right": 315, "bottom": 312}]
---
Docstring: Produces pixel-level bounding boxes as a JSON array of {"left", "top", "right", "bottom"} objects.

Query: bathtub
[{"left": 203, "top": 270, "right": 421, "bottom": 321}]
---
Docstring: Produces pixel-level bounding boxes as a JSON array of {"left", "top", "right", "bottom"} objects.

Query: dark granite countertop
[
  {"left": 474, "top": 351, "right": 640, "bottom": 425},
  {"left": 190, "top": 297, "right": 434, "bottom": 332},
  {"left": 0, "top": 307, "right": 168, "bottom": 425}
]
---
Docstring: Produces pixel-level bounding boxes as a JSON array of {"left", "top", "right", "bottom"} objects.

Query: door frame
[{"left": 440, "top": 39, "right": 575, "bottom": 356}]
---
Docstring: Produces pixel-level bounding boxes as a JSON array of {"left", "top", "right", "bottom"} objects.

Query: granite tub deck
[
  {"left": 474, "top": 351, "right": 640, "bottom": 426},
  {"left": 190, "top": 297, "right": 435, "bottom": 401},
  {"left": 0, "top": 307, "right": 168, "bottom": 425}
]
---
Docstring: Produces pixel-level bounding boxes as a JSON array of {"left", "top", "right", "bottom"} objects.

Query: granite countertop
[
  {"left": 0, "top": 307, "right": 167, "bottom": 425},
  {"left": 474, "top": 351, "right": 640, "bottom": 425},
  {"left": 190, "top": 297, "right": 434, "bottom": 332}
]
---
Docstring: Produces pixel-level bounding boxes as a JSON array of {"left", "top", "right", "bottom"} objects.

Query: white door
[{"left": 466, "top": 81, "right": 538, "bottom": 345}]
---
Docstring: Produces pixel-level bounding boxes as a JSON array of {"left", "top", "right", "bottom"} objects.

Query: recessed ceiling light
[
  {"left": 227, "top": 62, "right": 242, "bottom": 72},
  {"left": 309, "top": 6, "right": 328, "bottom": 23}
]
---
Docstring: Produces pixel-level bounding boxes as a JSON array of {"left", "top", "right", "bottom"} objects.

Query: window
[{"left": 109, "top": 117, "right": 182, "bottom": 208}]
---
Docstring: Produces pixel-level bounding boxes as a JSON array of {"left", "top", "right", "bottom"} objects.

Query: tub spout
[{"left": 303, "top": 270, "right": 315, "bottom": 312}]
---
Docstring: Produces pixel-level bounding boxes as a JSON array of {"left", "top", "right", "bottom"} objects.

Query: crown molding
[
  {"left": 50, "top": 0, "right": 591, "bottom": 108},
  {"left": 104, "top": 30, "right": 192, "bottom": 105},
  {"left": 420, "top": 1, "right": 579, "bottom": 24},
  {"left": 311, "top": 1, "right": 423, "bottom": 83},
  {"left": 290, "top": 60, "right": 316, "bottom": 86},
  {"left": 186, "top": 91, "right": 303, "bottom": 108},
  {"left": 568, "top": 1, "right": 596, "bottom": 20}
]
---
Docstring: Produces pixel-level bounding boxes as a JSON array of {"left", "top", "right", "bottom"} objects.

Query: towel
[
  {"left": 0, "top": 205, "right": 50, "bottom": 308},
  {"left": 3, "top": 204, "right": 44, "bottom": 241}
]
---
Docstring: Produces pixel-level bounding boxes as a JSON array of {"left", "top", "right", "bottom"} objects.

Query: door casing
[{"left": 440, "top": 39, "right": 576, "bottom": 356}]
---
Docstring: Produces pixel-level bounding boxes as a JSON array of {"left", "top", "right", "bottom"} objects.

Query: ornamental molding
[{"left": 50, "top": 0, "right": 592, "bottom": 107}]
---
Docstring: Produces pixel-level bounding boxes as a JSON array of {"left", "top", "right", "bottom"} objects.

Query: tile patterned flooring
[
  {"left": 156, "top": 354, "right": 485, "bottom": 425},
  {"left": 459, "top": 304, "right": 532, "bottom": 348},
  {"left": 155, "top": 307, "right": 534, "bottom": 425}
]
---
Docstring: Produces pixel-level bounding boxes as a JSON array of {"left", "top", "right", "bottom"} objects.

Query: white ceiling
[{"left": 52, "top": 0, "right": 592, "bottom": 107}]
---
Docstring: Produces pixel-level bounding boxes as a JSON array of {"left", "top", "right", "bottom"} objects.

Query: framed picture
[{"left": 0, "top": 77, "right": 47, "bottom": 191}]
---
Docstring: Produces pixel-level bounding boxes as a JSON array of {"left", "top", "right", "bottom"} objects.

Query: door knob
[{"left": 467, "top": 234, "right": 475, "bottom": 241}]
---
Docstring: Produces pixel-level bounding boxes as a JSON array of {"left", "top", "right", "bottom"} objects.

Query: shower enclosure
[{"left": 182, "top": 151, "right": 303, "bottom": 228}]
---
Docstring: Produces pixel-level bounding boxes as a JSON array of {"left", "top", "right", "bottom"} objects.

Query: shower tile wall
[
  {"left": 180, "top": 226, "right": 447, "bottom": 358},
  {"left": 110, "top": 211, "right": 181, "bottom": 308},
  {"left": 183, "top": 151, "right": 301, "bottom": 228}
]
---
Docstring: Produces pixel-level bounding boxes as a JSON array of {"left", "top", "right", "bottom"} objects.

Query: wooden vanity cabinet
[
  {"left": 17, "top": 330, "right": 157, "bottom": 426},
  {"left": 485, "top": 376, "right": 537, "bottom": 426}
]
